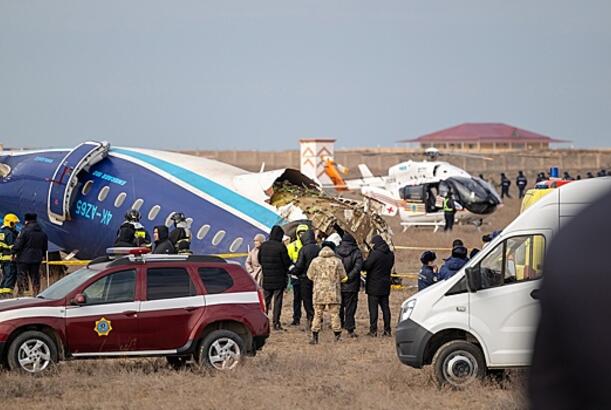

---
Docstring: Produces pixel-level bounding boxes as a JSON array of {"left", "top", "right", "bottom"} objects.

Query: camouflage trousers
[{"left": 311, "top": 303, "right": 341, "bottom": 333}]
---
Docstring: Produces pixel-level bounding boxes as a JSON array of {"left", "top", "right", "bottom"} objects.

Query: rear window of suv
[
  {"left": 198, "top": 267, "right": 234, "bottom": 294},
  {"left": 146, "top": 268, "right": 197, "bottom": 300}
]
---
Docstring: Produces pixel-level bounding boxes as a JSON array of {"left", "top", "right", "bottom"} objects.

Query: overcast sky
[{"left": 1, "top": 0, "right": 610, "bottom": 150}]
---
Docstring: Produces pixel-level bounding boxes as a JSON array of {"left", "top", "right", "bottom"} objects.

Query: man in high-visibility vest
[
  {"left": 443, "top": 191, "right": 457, "bottom": 232},
  {"left": 287, "top": 224, "right": 310, "bottom": 326},
  {"left": 0, "top": 213, "right": 20, "bottom": 294}
]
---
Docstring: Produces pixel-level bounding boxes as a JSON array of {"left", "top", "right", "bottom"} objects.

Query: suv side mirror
[
  {"left": 71, "top": 293, "right": 86, "bottom": 305},
  {"left": 465, "top": 266, "right": 482, "bottom": 292}
]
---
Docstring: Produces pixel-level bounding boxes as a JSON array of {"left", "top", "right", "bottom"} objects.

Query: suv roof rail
[{"left": 107, "top": 254, "right": 226, "bottom": 267}]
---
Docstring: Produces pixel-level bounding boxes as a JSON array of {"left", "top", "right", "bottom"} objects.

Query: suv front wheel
[
  {"left": 7, "top": 330, "right": 58, "bottom": 374},
  {"left": 197, "top": 330, "right": 245, "bottom": 370},
  {"left": 431, "top": 340, "right": 486, "bottom": 388}
]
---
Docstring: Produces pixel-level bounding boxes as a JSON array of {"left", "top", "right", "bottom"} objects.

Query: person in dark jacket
[
  {"left": 516, "top": 170, "right": 528, "bottom": 198},
  {"left": 500, "top": 173, "right": 511, "bottom": 199},
  {"left": 529, "top": 187, "right": 611, "bottom": 409},
  {"left": 12, "top": 213, "right": 48, "bottom": 296},
  {"left": 418, "top": 251, "right": 437, "bottom": 291},
  {"left": 259, "top": 225, "right": 292, "bottom": 330},
  {"left": 363, "top": 235, "right": 394, "bottom": 337},
  {"left": 438, "top": 246, "right": 468, "bottom": 280},
  {"left": 337, "top": 232, "right": 363, "bottom": 337},
  {"left": 291, "top": 229, "right": 320, "bottom": 328},
  {"left": 114, "top": 210, "right": 151, "bottom": 247},
  {"left": 152, "top": 225, "right": 175, "bottom": 254},
  {"left": 169, "top": 212, "right": 192, "bottom": 254}
]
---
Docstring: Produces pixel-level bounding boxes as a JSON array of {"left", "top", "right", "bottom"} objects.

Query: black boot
[
  {"left": 334, "top": 331, "right": 342, "bottom": 342},
  {"left": 347, "top": 330, "right": 358, "bottom": 338},
  {"left": 309, "top": 332, "right": 319, "bottom": 345}
]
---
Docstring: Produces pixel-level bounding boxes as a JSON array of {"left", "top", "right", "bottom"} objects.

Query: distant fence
[{"left": 180, "top": 148, "right": 611, "bottom": 181}]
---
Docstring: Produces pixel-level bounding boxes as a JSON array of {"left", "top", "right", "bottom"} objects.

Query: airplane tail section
[{"left": 358, "top": 164, "right": 374, "bottom": 179}]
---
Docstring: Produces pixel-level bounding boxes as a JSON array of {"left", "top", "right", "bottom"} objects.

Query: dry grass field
[{"left": 0, "top": 197, "right": 526, "bottom": 410}]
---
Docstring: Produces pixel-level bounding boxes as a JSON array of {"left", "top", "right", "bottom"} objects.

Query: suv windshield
[{"left": 38, "top": 266, "right": 103, "bottom": 300}]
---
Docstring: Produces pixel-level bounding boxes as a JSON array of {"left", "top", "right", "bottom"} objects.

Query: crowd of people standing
[{"left": 246, "top": 223, "right": 395, "bottom": 343}]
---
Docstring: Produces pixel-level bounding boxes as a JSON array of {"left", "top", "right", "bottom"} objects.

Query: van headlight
[{"left": 400, "top": 299, "right": 416, "bottom": 322}]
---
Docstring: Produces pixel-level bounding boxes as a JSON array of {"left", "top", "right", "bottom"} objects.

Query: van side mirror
[
  {"left": 465, "top": 266, "right": 482, "bottom": 292},
  {"left": 71, "top": 293, "right": 86, "bottom": 305}
]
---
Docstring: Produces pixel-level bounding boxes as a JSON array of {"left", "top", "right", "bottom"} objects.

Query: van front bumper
[{"left": 395, "top": 319, "right": 433, "bottom": 369}]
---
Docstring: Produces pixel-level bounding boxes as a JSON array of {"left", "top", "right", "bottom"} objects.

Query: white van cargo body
[{"left": 395, "top": 177, "right": 611, "bottom": 387}]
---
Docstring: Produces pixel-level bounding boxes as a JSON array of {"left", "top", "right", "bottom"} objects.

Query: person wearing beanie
[
  {"left": 438, "top": 245, "right": 469, "bottom": 280},
  {"left": 12, "top": 213, "right": 48, "bottom": 295},
  {"left": 363, "top": 235, "right": 395, "bottom": 337},
  {"left": 418, "top": 251, "right": 438, "bottom": 291},
  {"left": 291, "top": 229, "right": 320, "bottom": 329},
  {"left": 259, "top": 225, "right": 292, "bottom": 331},
  {"left": 337, "top": 232, "right": 364, "bottom": 338}
]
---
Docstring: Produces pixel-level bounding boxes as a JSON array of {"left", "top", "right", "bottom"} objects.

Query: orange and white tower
[{"left": 299, "top": 138, "right": 336, "bottom": 186}]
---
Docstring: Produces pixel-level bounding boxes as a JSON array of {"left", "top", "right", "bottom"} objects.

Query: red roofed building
[{"left": 400, "top": 123, "right": 569, "bottom": 152}]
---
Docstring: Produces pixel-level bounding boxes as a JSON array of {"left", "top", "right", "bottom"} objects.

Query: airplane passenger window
[
  {"left": 211, "top": 230, "right": 226, "bottom": 246},
  {"left": 98, "top": 186, "right": 110, "bottom": 202},
  {"left": 229, "top": 237, "right": 243, "bottom": 253},
  {"left": 197, "top": 225, "right": 210, "bottom": 240},
  {"left": 148, "top": 205, "right": 161, "bottom": 221},
  {"left": 164, "top": 212, "right": 176, "bottom": 227},
  {"left": 131, "top": 198, "right": 144, "bottom": 211},
  {"left": 114, "top": 192, "right": 127, "bottom": 208},
  {"left": 81, "top": 180, "right": 93, "bottom": 196}
]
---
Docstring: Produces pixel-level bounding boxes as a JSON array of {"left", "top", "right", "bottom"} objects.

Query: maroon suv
[{"left": 0, "top": 253, "right": 269, "bottom": 373}]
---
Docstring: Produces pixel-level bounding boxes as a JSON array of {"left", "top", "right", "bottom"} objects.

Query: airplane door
[
  {"left": 468, "top": 233, "right": 547, "bottom": 367},
  {"left": 48, "top": 141, "right": 110, "bottom": 225}
]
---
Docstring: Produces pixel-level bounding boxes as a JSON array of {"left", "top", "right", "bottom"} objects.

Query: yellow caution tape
[
  {"left": 392, "top": 273, "right": 419, "bottom": 279},
  {"left": 44, "top": 260, "right": 90, "bottom": 266},
  {"left": 394, "top": 246, "right": 453, "bottom": 251},
  {"left": 211, "top": 253, "right": 248, "bottom": 259},
  {"left": 42, "top": 252, "right": 249, "bottom": 267}
]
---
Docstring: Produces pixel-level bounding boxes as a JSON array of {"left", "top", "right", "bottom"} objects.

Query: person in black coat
[
  {"left": 291, "top": 229, "right": 320, "bottom": 327},
  {"left": 529, "top": 188, "right": 611, "bottom": 409},
  {"left": 152, "top": 225, "right": 175, "bottom": 254},
  {"left": 12, "top": 213, "right": 48, "bottom": 295},
  {"left": 363, "top": 235, "right": 395, "bottom": 337},
  {"left": 337, "top": 232, "right": 364, "bottom": 337},
  {"left": 259, "top": 225, "right": 292, "bottom": 330}
]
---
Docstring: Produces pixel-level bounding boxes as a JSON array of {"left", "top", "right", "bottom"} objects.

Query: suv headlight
[{"left": 400, "top": 299, "right": 416, "bottom": 322}]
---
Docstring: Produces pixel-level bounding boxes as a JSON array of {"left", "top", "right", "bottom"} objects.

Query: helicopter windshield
[{"left": 446, "top": 177, "right": 500, "bottom": 214}]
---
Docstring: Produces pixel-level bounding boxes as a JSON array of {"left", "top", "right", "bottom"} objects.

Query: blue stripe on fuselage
[{"left": 112, "top": 148, "right": 281, "bottom": 229}]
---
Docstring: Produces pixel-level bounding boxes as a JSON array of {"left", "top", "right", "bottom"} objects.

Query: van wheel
[
  {"left": 7, "top": 330, "right": 58, "bottom": 374},
  {"left": 432, "top": 340, "right": 486, "bottom": 388},
  {"left": 197, "top": 330, "right": 245, "bottom": 370}
]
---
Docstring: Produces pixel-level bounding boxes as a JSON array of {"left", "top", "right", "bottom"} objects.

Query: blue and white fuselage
[{"left": 0, "top": 145, "right": 301, "bottom": 259}]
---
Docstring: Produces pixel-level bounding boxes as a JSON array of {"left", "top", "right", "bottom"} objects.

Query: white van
[{"left": 395, "top": 177, "right": 611, "bottom": 387}]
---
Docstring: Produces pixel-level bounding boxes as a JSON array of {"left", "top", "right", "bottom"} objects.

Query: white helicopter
[{"left": 342, "top": 148, "right": 502, "bottom": 231}]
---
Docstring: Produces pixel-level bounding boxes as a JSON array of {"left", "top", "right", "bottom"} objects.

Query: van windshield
[{"left": 37, "top": 267, "right": 102, "bottom": 300}]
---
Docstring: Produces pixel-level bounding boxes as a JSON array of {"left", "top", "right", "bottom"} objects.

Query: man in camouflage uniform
[{"left": 307, "top": 243, "right": 347, "bottom": 344}]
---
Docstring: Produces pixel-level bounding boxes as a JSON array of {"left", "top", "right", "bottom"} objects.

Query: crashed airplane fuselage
[{"left": 0, "top": 142, "right": 392, "bottom": 259}]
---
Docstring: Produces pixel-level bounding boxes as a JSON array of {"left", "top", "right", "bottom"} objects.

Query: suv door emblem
[{"left": 94, "top": 317, "right": 113, "bottom": 336}]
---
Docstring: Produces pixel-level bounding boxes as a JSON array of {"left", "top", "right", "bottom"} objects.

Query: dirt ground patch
[{"left": 0, "top": 197, "right": 526, "bottom": 409}]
